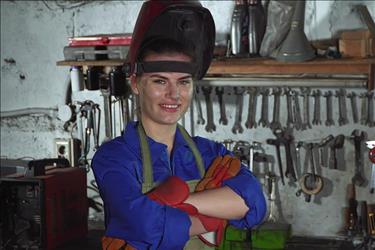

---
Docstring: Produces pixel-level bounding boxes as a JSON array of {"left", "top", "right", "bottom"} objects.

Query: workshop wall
[{"left": 1, "top": 0, "right": 374, "bottom": 238}]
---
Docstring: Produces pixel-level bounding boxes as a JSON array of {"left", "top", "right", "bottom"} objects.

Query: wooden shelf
[{"left": 56, "top": 57, "right": 375, "bottom": 89}]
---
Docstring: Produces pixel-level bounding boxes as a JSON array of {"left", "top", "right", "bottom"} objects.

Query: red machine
[{"left": 1, "top": 164, "right": 88, "bottom": 249}]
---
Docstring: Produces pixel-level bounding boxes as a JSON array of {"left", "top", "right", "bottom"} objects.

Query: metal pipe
[
  {"left": 0, "top": 107, "right": 58, "bottom": 118},
  {"left": 199, "top": 76, "right": 367, "bottom": 88}
]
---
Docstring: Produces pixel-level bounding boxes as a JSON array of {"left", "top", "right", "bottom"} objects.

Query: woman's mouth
[{"left": 160, "top": 104, "right": 180, "bottom": 112}]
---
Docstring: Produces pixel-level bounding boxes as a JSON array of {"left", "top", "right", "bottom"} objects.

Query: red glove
[
  {"left": 147, "top": 176, "right": 189, "bottom": 206},
  {"left": 194, "top": 155, "right": 241, "bottom": 247}
]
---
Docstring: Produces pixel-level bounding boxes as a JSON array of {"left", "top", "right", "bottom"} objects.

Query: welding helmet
[{"left": 123, "top": 0, "right": 215, "bottom": 80}]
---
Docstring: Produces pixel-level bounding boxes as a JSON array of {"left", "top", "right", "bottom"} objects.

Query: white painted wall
[{"left": 1, "top": 0, "right": 374, "bottom": 238}]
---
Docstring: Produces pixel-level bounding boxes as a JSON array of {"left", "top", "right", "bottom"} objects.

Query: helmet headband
[{"left": 133, "top": 61, "right": 196, "bottom": 75}]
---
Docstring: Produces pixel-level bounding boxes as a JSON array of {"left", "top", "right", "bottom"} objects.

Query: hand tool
[
  {"left": 258, "top": 88, "right": 270, "bottom": 127},
  {"left": 194, "top": 86, "right": 205, "bottom": 125},
  {"left": 215, "top": 87, "right": 228, "bottom": 125},
  {"left": 285, "top": 88, "right": 294, "bottom": 128},
  {"left": 266, "top": 173, "right": 280, "bottom": 222},
  {"left": 267, "top": 138, "right": 285, "bottom": 185},
  {"left": 298, "top": 143, "right": 324, "bottom": 202},
  {"left": 359, "top": 92, "right": 368, "bottom": 125},
  {"left": 274, "top": 128, "right": 296, "bottom": 182},
  {"left": 347, "top": 92, "right": 359, "bottom": 123},
  {"left": 232, "top": 87, "right": 246, "bottom": 134},
  {"left": 292, "top": 89, "right": 303, "bottom": 130},
  {"left": 295, "top": 142, "right": 304, "bottom": 197},
  {"left": 323, "top": 91, "right": 334, "bottom": 126},
  {"left": 311, "top": 89, "right": 322, "bottom": 125},
  {"left": 365, "top": 91, "right": 374, "bottom": 127},
  {"left": 248, "top": 141, "right": 262, "bottom": 172},
  {"left": 202, "top": 86, "right": 216, "bottom": 132},
  {"left": 318, "top": 135, "right": 334, "bottom": 168},
  {"left": 351, "top": 130, "right": 366, "bottom": 187},
  {"left": 245, "top": 87, "right": 258, "bottom": 129},
  {"left": 366, "top": 141, "right": 375, "bottom": 193},
  {"left": 346, "top": 183, "right": 358, "bottom": 234},
  {"left": 336, "top": 89, "right": 349, "bottom": 126},
  {"left": 300, "top": 87, "right": 312, "bottom": 130},
  {"left": 100, "top": 76, "right": 113, "bottom": 141},
  {"left": 328, "top": 134, "right": 345, "bottom": 169},
  {"left": 270, "top": 87, "right": 282, "bottom": 130},
  {"left": 233, "top": 140, "right": 250, "bottom": 165}
]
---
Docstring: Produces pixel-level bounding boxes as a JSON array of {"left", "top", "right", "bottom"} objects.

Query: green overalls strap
[
  {"left": 137, "top": 123, "right": 215, "bottom": 250},
  {"left": 138, "top": 123, "right": 205, "bottom": 193}
]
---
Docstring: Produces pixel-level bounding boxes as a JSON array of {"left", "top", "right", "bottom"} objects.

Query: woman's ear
[{"left": 130, "top": 74, "right": 139, "bottom": 95}]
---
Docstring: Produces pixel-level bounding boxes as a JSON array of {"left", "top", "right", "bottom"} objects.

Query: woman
[{"left": 92, "top": 1, "right": 266, "bottom": 249}]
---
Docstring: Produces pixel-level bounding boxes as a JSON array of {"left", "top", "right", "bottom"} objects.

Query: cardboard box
[{"left": 339, "top": 29, "right": 375, "bottom": 58}]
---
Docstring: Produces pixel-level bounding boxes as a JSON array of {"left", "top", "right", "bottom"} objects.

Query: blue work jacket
[{"left": 92, "top": 121, "right": 266, "bottom": 250}]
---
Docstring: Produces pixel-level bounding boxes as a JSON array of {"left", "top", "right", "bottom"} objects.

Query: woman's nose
[{"left": 167, "top": 82, "right": 180, "bottom": 99}]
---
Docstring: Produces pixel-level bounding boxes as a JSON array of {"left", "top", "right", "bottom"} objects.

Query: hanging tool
[
  {"left": 350, "top": 130, "right": 366, "bottom": 187},
  {"left": 77, "top": 100, "right": 101, "bottom": 170},
  {"left": 298, "top": 143, "right": 324, "bottom": 202},
  {"left": 258, "top": 88, "right": 270, "bottom": 127},
  {"left": 215, "top": 87, "right": 228, "bottom": 125},
  {"left": 202, "top": 86, "right": 216, "bottom": 132},
  {"left": 245, "top": 87, "right": 258, "bottom": 129},
  {"left": 318, "top": 135, "right": 334, "bottom": 168},
  {"left": 347, "top": 92, "right": 359, "bottom": 123},
  {"left": 323, "top": 91, "right": 334, "bottom": 126},
  {"left": 266, "top": 172, "right": 280, "bottom": 222},
  {"left": 100, "top": 75, "right": 113, "bottom": 142},
  {"left": 194, "top": 86, "right": 205, "bottom": 125},
  {"left": 328, "top": 134, "right": 345, "bottom": 169},
  {"left": 232, "top": 87, "right": 246, "bottom": 134},
  {"left": 366, "top": 140, "right": 375, "bottom": 193},
  {"left": 267, "top": 128, "right": 296, "bottom": 185},
  {"left": 270, "top": 87, "right": 282, "bottom": 130}
]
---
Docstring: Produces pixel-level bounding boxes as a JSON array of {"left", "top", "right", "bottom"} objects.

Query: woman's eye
[
  {"left": 179, "top": 80, "right": 192, "bottom": 85},
  {"left": 153, "top": 79, "right": 166, "bottom": 84}
]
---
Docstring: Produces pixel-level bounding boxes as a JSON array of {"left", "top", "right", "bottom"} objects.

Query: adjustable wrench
[
  {"left": 202, "top": 86, "right": 216, "bottom": 132},
  {"left": 215, "top": 87, "right": 228, "bottom": 125},
  {"left": 323, "top": 91, "right": 335, "bottom": 126},
  {"left": 347, "top": 92, "right": 359, "bottom": 123},
  {"left": 245, "top": 87, "right": 258, "bottom": 129},
  {"left": 300, "top": 87, "right": 312, "bottom": 130},
  {"left": 292, "top": 90, "right": 303, "bottom": 130},
  {"left": 312, "top": 89, "right": 322, "bottom": 125},
  {"left": 336, "top": 89, "right": 349, "bottom": 126},
  {"left": 285, "top": 88, "right": 294, "bottom": 128},
  {"left": 194, "top": 86, "right": 205, "bottom": 125},
  {"left": 232, "top": 87, "right": 246, "bottom": 134},
  {"left": 270, "top": 87, "right": 282, "bottom": 130},
  {"left": 351, "top": 130, "right": 366, "bottom": 187},
  {"left": 258, "top": 88, "right": 270, "bottom": 127}
]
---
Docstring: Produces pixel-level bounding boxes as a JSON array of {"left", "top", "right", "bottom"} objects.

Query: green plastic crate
[
  {"left": 217, "top": 225, "right": 251, "bottom": 250},
  {"left": 251, "top": 223, "right": 291, "bottom": 250}
]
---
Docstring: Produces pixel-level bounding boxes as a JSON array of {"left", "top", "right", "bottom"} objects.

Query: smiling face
[{"left": 130, "top": 52, "right": 194, "bottom": 129}]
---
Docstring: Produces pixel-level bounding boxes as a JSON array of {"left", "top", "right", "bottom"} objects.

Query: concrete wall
[{"left": 1, "top": 0, "right": 374, "bottom": 237}]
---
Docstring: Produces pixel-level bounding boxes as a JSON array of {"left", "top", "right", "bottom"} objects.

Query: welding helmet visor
[{"left": 123, "top": 0, "right": 215, "bottom": 80}]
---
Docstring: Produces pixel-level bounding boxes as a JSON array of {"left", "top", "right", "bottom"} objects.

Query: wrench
[
  {"left": 285, "top": 88, "right": 294, "bottom": 128},
  {"left": 360, "top": 92, "right": 368, "bottom": 125},
  {"left": 270, "top": 88, "right": 282, "bottom": 130},
  {"left": 275, "top": 128, "right": 297, "bottom": 182},
  {"left": 366, "top": 91, "right": 375, "bottom": 127},
  {"left": 329, "top": 134, "right": 345, "bottom": 169},
  {"left": 318, "top": 135, "right": 334, "bottom": 168},
  {"left": 351, "top": 130, "right": 366, "bottom": 187},
  {"left": 202, "top": 86, "right": 216, "bottom": 132},
  {"left": 215, "top": 87, "right": 228, "bottom": 125},
  {"left": 323, "top": 91, "right": 335, "bottom": 126},
  {"left": 347, "top": 92, "right": 359, "bottom": 124},
  {"left": 300, "top": 87, "right": 312, "bottom": 130},
  {"left": 194, "top": 86, "right": 205, "bottom": 125},
  {"left": 312, "top": 89, "right": 322, "bottom": 125},
  {"left": 232, "top": 87, "right": 246, "bottom": 134},
  {"left": 258, "top": 88, "right": 270, "bottom": 127},
  {"left": 245, "top": 87, "right": 258, "bottom": 129},
  {"left": 292, "top": 90, "right": 303, "bottom": 130},
  {"left": 336, "top": 89, "right": 349, "bottom": 126},
  {"left": 267, "top": 138, "right": 285, "bottom": 185}
]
